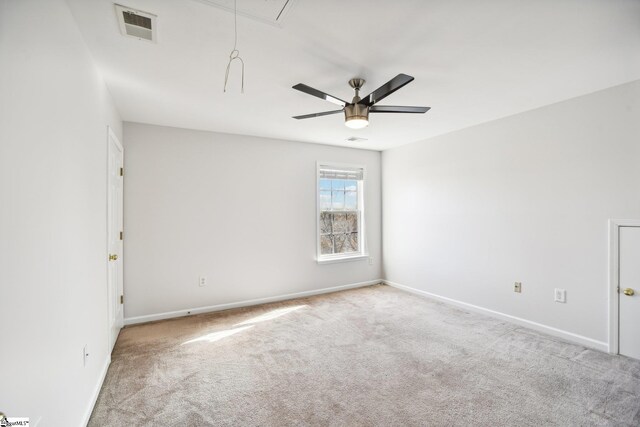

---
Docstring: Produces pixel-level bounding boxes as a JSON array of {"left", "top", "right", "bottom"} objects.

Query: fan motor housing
[{"left": 344, "top": 103, "right": 369, "bottom": 123}]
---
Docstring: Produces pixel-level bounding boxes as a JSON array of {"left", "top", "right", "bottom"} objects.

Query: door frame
[
  {"left": 107, "top": 125, "right": 124, "bottom": 350},
  {"left": 608, "top": 219, "right": 640, "bottom": 354}
]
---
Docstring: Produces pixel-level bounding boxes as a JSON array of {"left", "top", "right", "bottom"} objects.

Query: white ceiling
[{"left": 67, "top": 0, "right": 640, "bottom": 150}]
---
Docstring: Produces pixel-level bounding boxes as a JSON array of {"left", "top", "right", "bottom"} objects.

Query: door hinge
[
  {"left": 120, "top": 231, "right": 123, "bottom": 240},
  {"left": 120, "top": 167, "right": 124, "bottom": 176},
  {"left": 120, "top": 295, "right": 124, "bottom": 304}
]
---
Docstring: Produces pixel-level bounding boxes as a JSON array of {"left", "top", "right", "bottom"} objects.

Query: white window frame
[{"left": 316, "top": 162, "right": 368, "bottom": 264}]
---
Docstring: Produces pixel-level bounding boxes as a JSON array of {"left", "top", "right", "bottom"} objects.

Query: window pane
[
  {"left": 333, "top": 233, "right": 347, "bottom": 253},
  {"left": 345, "top": 191, "right": 357, "bottom": 210},
  {"left": 332, "top": 213, "right": 349, "bottom": 233},
  {"left": 320, "top": 212, "right": 332, "bottom": 234},
  {"left": 346, "top": 213, "right": 358, "bottom": 232},
  {"left": 319, "top": 191, "right": 331, "bottom": 210},
  {"left": 346, "top": 232, "right": 358, "bottom": 252},
  {"left": 320, "top": 235, "right": 334, "bottom": 254},
  {"left": 318, "top": 166, "right": 365, "bottom": 260},
  {"left": 319, "top": 179, "right": 331, "bottom": 191},
  {"left": 332, "top": 190, "right": 344, "bottom": 210}
]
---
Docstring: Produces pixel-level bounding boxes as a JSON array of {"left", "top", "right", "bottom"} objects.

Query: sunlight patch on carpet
[
  {"left": 234, "top": 305, "right": 307, "bottom": 327},
  {"left": 182, "top": 325, "right": 254, "bottom": 345}
]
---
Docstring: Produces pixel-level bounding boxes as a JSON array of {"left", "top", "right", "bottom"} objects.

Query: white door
[
  {"left": 619, "top": 226, "right": 640, "bottom": 360},
  {"left": 107, "top": 127, "right": 124, "bottom": 351}
]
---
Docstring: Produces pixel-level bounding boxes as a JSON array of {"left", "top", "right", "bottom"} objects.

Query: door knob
[
  {"left": 109, "top": 254, "right": 118, "bottom": 261},
  {"left": 623, "top": 288, "right": 635, "bottom": 296}
]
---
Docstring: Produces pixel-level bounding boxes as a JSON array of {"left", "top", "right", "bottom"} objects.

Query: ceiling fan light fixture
[
  {"left": 345, "top": 118, "right": 369, "bottom": 129},
  {"left": 344, "top": 103, "right": 369, "bottom": 129}
]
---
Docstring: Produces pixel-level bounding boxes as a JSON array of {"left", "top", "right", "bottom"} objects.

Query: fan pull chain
[{"left": 224, "top": 0, "right": 244, "bottom": 93}]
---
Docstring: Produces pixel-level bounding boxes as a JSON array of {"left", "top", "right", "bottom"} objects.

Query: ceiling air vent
[{"left": 115, "top": 4, "right": 157, "bottom": 42}]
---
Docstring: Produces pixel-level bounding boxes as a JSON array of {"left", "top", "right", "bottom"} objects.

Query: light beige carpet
[{"left": 89, "top": 284, "right": 640, "bottom": 426}]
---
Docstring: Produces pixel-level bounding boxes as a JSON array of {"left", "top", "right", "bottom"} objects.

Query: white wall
[
  {"left": 123, "top": 123, "right": 382, "bottom": 321},
  {"left": 382, "top": 80, "right": 640, "bottom": 347},
  {"left": 0, "top": 0, "right": 122, "bottom": 425}
]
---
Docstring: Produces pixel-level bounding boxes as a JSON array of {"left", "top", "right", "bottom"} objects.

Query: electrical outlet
[
  {"left": 83, "top": 345, "right": 89, "bottom": 367},
  {"left": 199, "top": 276, "right": 207, "bottom": 287},
  {"left": 514, "top": 282, "right": 522, "bottom": 293},
  {"left": 368, "top": 257, "right": 373, "bottom": 265},
  {"left": 554, "top": 288, "right": 566, "bottom": 303}
]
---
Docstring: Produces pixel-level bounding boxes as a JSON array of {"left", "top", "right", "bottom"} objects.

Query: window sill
[{"left": 317, "top": 254, "right": 369, "bottom": 265}]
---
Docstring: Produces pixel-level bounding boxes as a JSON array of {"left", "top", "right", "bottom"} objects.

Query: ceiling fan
[{"left": 292, "top": 73, "right": 430, "bottom": 129}]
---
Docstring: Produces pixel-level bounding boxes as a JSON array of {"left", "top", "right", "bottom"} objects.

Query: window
[{"left": 317, "top": 163, "right": 367, "bottom": 263}]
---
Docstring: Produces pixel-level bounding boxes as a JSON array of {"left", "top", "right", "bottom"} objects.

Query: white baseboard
[
  {"left": 82, "top": 354, "right": 111, "bottom": 426},
  {"left": 384, "top": 280, "right": 609, "bottom": 353},
  {"left": 124, "top": 279, "right": 382, "bottom": 326}
]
